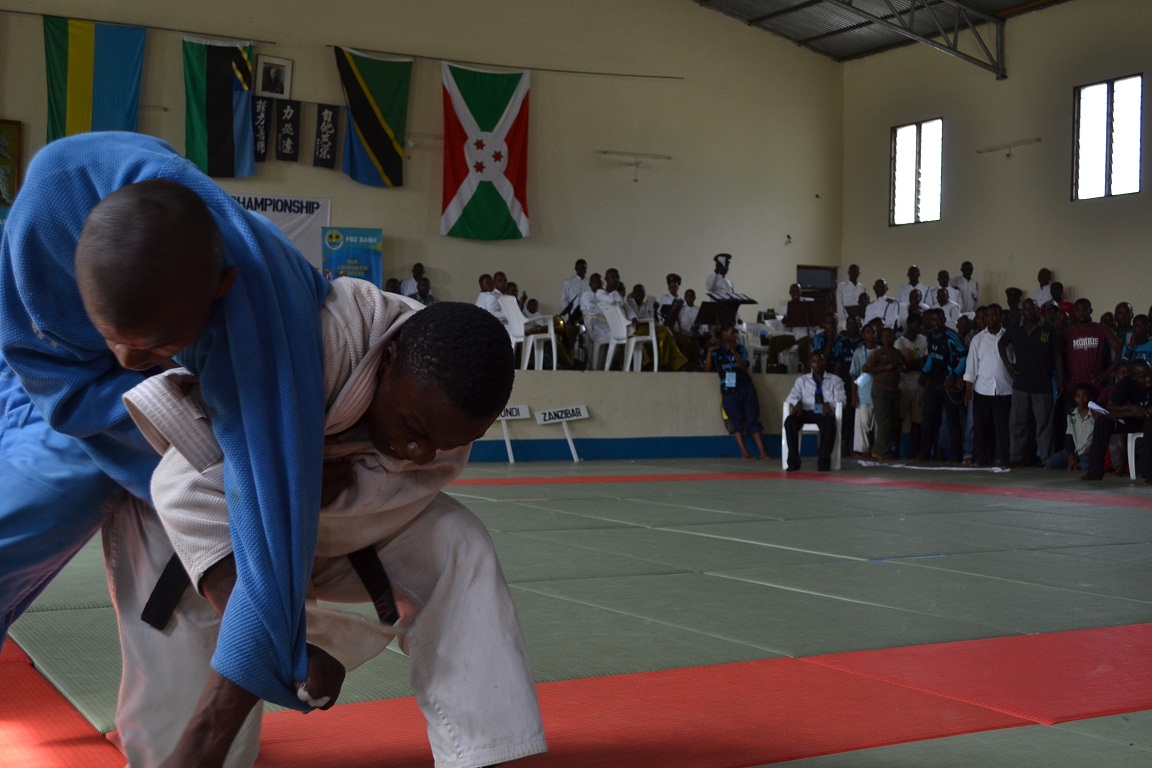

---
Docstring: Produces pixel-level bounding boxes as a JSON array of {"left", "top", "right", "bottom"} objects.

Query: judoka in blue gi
[{"left": 0, "top": 133, "right": 543, "bottom": 767}]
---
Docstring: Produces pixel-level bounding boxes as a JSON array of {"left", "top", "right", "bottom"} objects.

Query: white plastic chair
[
  {"left": 625, "top": 318, "right": 659, "bottom": 372},
  {"left": 497, "top": 295, "right": 531, "bottom": 371},
  {"left": 593, "top": 304, "right": 630, "bottom": 371},
  {"left": 780, "top": 400, "right": 843, "bottom": 471},
  {"left": 1127, "top": 432, "right": 1144, "bottom": 480},
  {"left": 743, "top": 321, "right": 771, "bottom": 370},
  {"left": 529, "top": 316, "right": 559, "bottom": 370}
]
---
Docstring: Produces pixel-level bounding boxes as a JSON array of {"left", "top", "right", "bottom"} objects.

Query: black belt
[
  {"left": 346, "top": 546, "right": 401, "bottom": 625},
  {"left": 144, "top": 548, "right": 400, "bottom": 630},
  {"left": 141, "top": 553, "right": 191, "bottom": 630}
]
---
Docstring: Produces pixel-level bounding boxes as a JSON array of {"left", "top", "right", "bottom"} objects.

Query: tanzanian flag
[
  {"left": 441, "top": 62, "right": 530, "bottom": 240},
  {"left": 43, "top": 17, "right": 146, "bottom": 143},
  {"left": 333, "top": 47, "right": 411, "bottom": 187},
  {"left": 183, "top": 37, "right": 256, "bottom": 178}
]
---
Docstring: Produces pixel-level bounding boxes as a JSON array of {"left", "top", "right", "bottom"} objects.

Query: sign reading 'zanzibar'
[{"left": 535, "top": 405, "right": 589, "bottom": 425}]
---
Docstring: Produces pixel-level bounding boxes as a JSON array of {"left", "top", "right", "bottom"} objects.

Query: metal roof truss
[{"left": 828, "top": 0, "right": 1005, "bottom": 78}]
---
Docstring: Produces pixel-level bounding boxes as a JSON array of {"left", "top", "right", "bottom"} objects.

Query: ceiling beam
[
  {"left": 822, "top": 0, "right": 1006, "bottom": 78},
  {"left": 747, "top": 0, "right": 824, "bottom": 26}
]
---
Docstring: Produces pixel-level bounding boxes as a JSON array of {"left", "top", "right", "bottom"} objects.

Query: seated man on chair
[
  {"left": 784, "top": 351, "right": 846, "bottom": 472},
  {"left": 1082, "top": 359, "right": 1152, "bottom": 484}
]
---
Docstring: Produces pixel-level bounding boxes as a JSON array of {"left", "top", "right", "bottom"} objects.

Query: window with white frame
[
  {"left": 1074, "top": 74, "right": 1142, "bottom": 200},
  {"left": 890, "top": 118, "right": 942, "bottom": 225}
]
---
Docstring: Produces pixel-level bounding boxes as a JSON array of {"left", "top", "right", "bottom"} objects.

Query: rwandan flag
[
  {"left": 43, "top": 16, "right": 146, "bottom": 143},
  {"left": 183, "top": 37, "right": 256, "bottom": 178},
  {"left": 333, "top": 47, "right": 411, "bottom": 187},
  {"left": 441, "top": 62, "right": 530, "bottom": 240}
]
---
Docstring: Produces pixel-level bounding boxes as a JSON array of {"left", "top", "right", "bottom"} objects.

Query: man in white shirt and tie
[{"left": 783, "top": 352, "right": 847, "bottom": 471}]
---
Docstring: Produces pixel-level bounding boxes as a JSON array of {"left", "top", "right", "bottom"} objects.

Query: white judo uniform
[{"left": 122, "top": 278, "right": 546, "bottom": 768}]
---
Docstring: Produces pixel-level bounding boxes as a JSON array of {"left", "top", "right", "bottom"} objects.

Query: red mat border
[
  {"left": 3, "top": 665, "right": 125, "bottom": 767},
  {"left": 256, "top": 657, "right": 1030, "bottom": 768},
  {"left": 453, "top": 471, "right": 1152, "bottom": 509},
  {"left": 803, "top": 623, "right": 1152, "bottom": 726},
  {"left": 1, "top": 638, "right": 32, "bottom": 665}
]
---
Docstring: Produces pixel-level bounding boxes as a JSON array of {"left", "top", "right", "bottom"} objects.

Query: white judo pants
[{"left": 104, "top": 492, "right": 546, "bottom": 768}]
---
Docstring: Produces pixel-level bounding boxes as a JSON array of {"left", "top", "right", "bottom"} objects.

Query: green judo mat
[{"left": 10, "top": 461, "right": 1152, "bottom": 740}]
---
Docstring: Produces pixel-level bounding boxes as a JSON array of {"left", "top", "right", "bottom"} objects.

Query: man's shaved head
[
  {"left": 76, "top": 179, "right": 227, "bottom": 336},
  {"left": 76, "top": 180, "right": 235, "bottom": 370}
]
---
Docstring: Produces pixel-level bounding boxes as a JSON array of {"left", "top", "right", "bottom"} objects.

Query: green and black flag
[
  {"left": 333, "top": 47, "right": 411, "bottom": 187},
  {"left": 183, "top": 37, "right": 256, "bottom": 177}
]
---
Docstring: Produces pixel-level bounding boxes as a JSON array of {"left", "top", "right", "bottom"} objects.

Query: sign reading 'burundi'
[{"left": 441, "top": 62, "right": 530, "bottom": 240}]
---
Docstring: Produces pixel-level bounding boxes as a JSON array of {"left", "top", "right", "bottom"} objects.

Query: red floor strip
[
  {"left": 454, "top": 471, "right": 1152, "bottom": 509},
  {"left": 454, "top": 471, "right": 770, "bottom": 486},
  {"left": 804, "top": 622, "right": 1152, "bottom": 726},
  {"left": 1, "top": 638, "right": 32, "bottom": 665},
  {"left": 257, "top": 658, "right": 1027, "bottom": 768},
  {"left": 0, "top": 666, "right": 124, "bottom": 768}
]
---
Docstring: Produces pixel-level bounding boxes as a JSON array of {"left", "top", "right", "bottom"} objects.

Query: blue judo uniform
[
  {"left": 0, "top": 359, "right": 117, "bottom": 639},
  {"left": 0, "top": 133, "right": 329, "bottom": 710}
]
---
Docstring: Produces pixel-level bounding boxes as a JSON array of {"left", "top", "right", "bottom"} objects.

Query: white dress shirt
[
  {"left": 705, "top": 273, "right": 734, "bottom": 294},
  {"left": 897, "top": 281, "right": 932, "bottom": 306},
  {"left": 939, "top": 300, "right": 964, "bottom": 331},
  {"left": 1030, "top": 285, "right": 1053, "bottom": 307},
  {"left": 475, "top": 290, "right": 505, "bottom": 321},
  {"left": 963, "top": 328, "right": 1013, "bottom": 396},
  {"left": 836, "top": 280, "right": 868, "bottom": 321},
  {"left": 785, "top": 372, "right": 846, "bottom": 411},
  {"left": 399, "top": 276, "right": 418, "bottom": 297},
  {"left": 933, "top": 285, "right": 962, "bottom": 307},
  {"left": 864, "top": 297, "right": 900, "bottom": 327},
  {"left": 673, "top": 304, "right": 700, "bottom": 335},
  {"left": 561, "top": 274, "right": 589, "bottom": 310},
  {"left": 950, "top": 275, "right": 979, "bottom": 313},
  {"left": 897, "top": 300, "right": 930, "bottom": 331}
]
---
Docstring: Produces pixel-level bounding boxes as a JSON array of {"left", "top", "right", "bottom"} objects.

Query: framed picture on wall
[
  {"left": 0, "top": 119, "right": 21, "bottom": 206},
  {"left": 255, "top": 55, "right": 292, "bottom": 99}
]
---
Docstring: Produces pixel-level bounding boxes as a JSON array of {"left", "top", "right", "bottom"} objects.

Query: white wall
[
  {"left": 842, "top": 0, "right": 1152, "bottom": 315},
  {"left": 0, "top": 0, "right": 843, "bottom": 317}
]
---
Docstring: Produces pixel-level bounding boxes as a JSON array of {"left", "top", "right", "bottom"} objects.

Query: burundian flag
[
  {"left": 183, "top": 37, "right": 256, "bottom": 178},
  {"left": 441, "top": 63, "right": 530, "bottom": 240},
  {"left": 333, "top": 47, "right": 411, "bottom": 188},
  {"left": 43, "top": 16, "right": 146, "bottom": 143}
]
